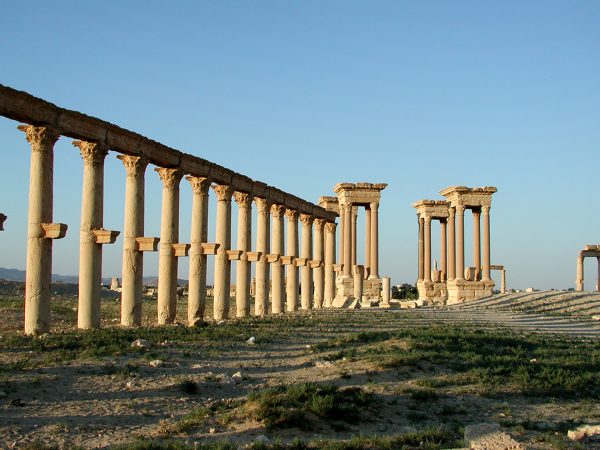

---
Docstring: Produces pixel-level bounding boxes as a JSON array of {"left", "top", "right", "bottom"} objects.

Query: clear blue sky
[{"left": 0, "top": 1, "right": 599, "bottom": 290}]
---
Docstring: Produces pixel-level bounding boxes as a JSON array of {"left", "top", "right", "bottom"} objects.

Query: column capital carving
[
  {"left": 73, "top": 140, "right": 108, "bottom": 165},
  {"left": 212, "top": 184, "right": 234, "bottom": 202},
  {"left": 117, "top": 154, "right": 148, "bottom": 177},
  {"left": 455, "top": 205, "right": 466, "bottom": 215},
  {"left": 270, "top": 204, "right": 286, "bottom": 218},
  {"left": 424, "top": 217, "right": 432, "bottom": 225},
  {"left": 472, "top": 208, "right": 481, "bottom": 217},
  {"left": 299, "top": 214, "right": 314, "bottom": 226},
  {"left": 155, "top": 167, "right": 184, "bottom": 189},
  {"left": 254, "top": 197, "right": 273, "bottom": 214},
  {"left": 324, "top": 222, "right": 337, "bottom": 233},
  {"left": 313, "top": 218, "right": 326, "bottom": 230},
  {"left": 481, "top": 205, "right": 491, "bottom": 215},
  {"left": 351, "top": 206, "right": 358, "bottom": 216},
  {"left": 369, "top": 202, "right": 379, "bottom": 211},
  {"left": 17, "top": 124, "right": 60, "bottom": 150},
  {"left": 186, "top": 176, "right": 211, "bottom": 195},
  {"left": 285, "top": 208, "right": 299, "bottom": 221},
  {"left": 448, "top": 206, "right": 456, "bottom": 217},
  {"left": 233, "top": 191, "right": 253, "bottom": 207}
]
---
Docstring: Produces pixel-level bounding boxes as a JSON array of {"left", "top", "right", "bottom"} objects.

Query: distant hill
[{"left": 0, "top": 268, "right": 187, "bottom": 286}]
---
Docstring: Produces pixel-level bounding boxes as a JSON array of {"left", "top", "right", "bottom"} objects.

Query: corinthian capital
[
  {"left": 313, "top": 218, "right": 325, "bottom": 230},
  {"left": 299, "top": 214, "right": 314, "bottom": 226},
  {"left": 17, "top": 125, "right": 60, "bottom": 151},
  {"left": 270, "top": 204, "right": 286, "bottom": 218},
  {"left": 73, "top": 140, "right": 108, "bottom": 166},
  {"left": 233, "top": 191, "right": 253, "bottom": 207},
  {"left": 212, "top": 184, "right": 233, "bottom": 202},
  {"left": 186, "top": 176, "right": 211, "bottom": 195},
  {"left": 117, "top": 154, "right": 148, "bottom": 177},
  {"left": 324, "top": 222, "right": 337, "bottom": 233},
  {"left": 155, "top": 167, "right": 184, "bottom": 189},
  {"left": 254, "top": 197, "right": 273, "bottom": 214},
  {"left": 285, "top": 208, "right": 298, "bottom": 222}
]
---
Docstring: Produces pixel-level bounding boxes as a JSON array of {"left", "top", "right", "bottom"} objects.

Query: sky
[{"left": 0, "top": 1, "right": 599, "bottom": 290}]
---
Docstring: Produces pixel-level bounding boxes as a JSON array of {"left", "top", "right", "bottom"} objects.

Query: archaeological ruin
[
  {"left": 576, "top": 245, "right": 600, "bottom": 292},
  {"left": 412, "top": 186, "right": 500, "bottom": 305},
  {"left": 0, "top": 84, "right": 392, "bottom": 335}
]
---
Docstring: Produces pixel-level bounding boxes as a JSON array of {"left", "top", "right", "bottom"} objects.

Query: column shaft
[
  {"left": 324, "top": 222, "right": 336, "bottom": 307},
  {"left": 234, "top": 192, "right": 253, "bottom": 317},
  {"left": 447, "top": 208, "right": 456, "bottom": 280},
  {"left": 364, "top": 206, "right": 371, "bottom": 278},
  {"left": 481, "top": 207, "right": 491, "bottom": 281},
  {"left": 255, "top": 197, "right": 272, "bottom": 316},
  {"left": 456, "top": 206, "right": 465, "bottom": 280},
  {"left": 369, "top": 202, "right": 379, "bottom": 279},
  {"left": 285, "top": 209, "right": 299, "bottom": 311},
  {"left": 156, "top": 168, "right": 183, "bottom": 324},
  {"left": 119, "top": 156, "right": 147, "bottom": 326},
  {"left": 20, "top": 125, "right": 60, "bottom": 335},
  {"left": 440, "top": 219, "right": 447, "bottom": 282},
  {"left": 313, "top": 219, "right": 325, "bottom": 308},
  {"left": 424, "top": 218, "right": 432, "bottom": 282},
  {"left": 576, "top": 253, "right": 584, "bottom": 291},
  {"left": 351, "top": 206, "right": 357, "bottom": 266},
  {"left": 473, "top": 209, "right": 481, "bottom": 278},
  {"left": 271, "top": 204, "right": 285, "bottom": 314},
  {"left": 597, "top": 257, "right": 600, "bottom": 292},
  {"left": 300, "top": 214, "right": 314, "bottom": 309},
  {"left": 339, "top": 205, "right": 345, "bottom": 266},
  {"left": 213, "top": 184, "right": 233, "bottom": 320},
  {"left": 187, "top": 176, "right": 211, "bottom": 325},
  {"left": 382, "top": 277, "right": 390, "bottom": 304},
  {"left": 75, "top": 141, "right": 109, "bottom": 329},
  {"left": 343, "top": 205, "right": 352, "bottom": 278},
  {"left": 501, "top": 269, "right": 506, "bottom": 293},
  {"left": 417, "top": 217, "right": 424, "bottom": 282}
]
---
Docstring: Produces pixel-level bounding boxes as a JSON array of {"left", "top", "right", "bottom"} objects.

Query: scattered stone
[
  {"left": 568, "top": 423, "right": 600, "bottom": 441},
  {"left": 209, "top": 427, "right": 216, "bottom": 434},
  {"left": 314, "top": 360, "right": 334, "bottom": 368},
  {"left": 217, "top": 320, "right": 226, "bottom": 326},
  {"left": 529, "top": 358, "right": 537, "bottom": 363},
  {"left": 592, "top": 315, "right": 600, "bottom": 321},
  {"left": 231, "top": 371, "right": 243, "bottom": 383},
  {"left": 464, "top": 423, "right": 524, "bottom": 450},
  {"left": 126, "top": 380, "right": 136, "bottom": 389},
  {"left": 149, "top": 360, "right": 164, "bottom": 368},
  {"left": 255, "top": 435, "right": 271, "bottom": 444},
  {"left": 131, "top": 338, "right": 151, "bottom": 349},
  {"left": 246, "top": 336, "right": 256, "bottom": 345}
]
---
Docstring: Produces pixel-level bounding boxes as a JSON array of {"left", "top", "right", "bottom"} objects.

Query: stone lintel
[
  {"left": 92, "top": 229, "right": 120, "bottom": 244},
  {"left": 280, "top": 256, "right": 295, "bottom": 265},
  {"left": 269, "top": 188, "right": 286, "bottom": 205},
  {"left": 201, "top": 243, "right": 220, "bottom": 255},
  {"left": 412, "top": 200, "right": 450, "bottom": 219},
  {"left": 172, "top": 243, "right": 190, "bottom": 257},
  {"left": 208, "top": 163, "right": 233, "bottom": 185},
  {"left": 135, "top": 237, "right": 160, "bottom": 251},
  {"left": 439, "top": 185, "right": 497, "bottom": 209},
  {"left": 41, "top": 223, "right": 68, "bottom": 239},
  {"left": 180, "top": 154, "right": 211, "bottom": 178},
  {"left": 227, "top": 250, "right": 244, "bottom": 260},
  {"left": 489, "top": 264, "right": 504, "bottom": 270},
  {"left": 318, "top": 196, "right": 340, "bottom": 215},
  {"left": 584, "top": 244, "right": 600, "bottom": 251},
  {"left": 333, "top": 181, "right": 387, "bottom": 206},
  {"left": 252, "top": 181, "right": 269, "bottom": 199},
  {"left": 230, "top": 172, "right": 253, "bottom": 194},
  {"left": 581, "top": 250, "right": 600, "bottom": 258},
  {"left": 246, "top": 251, "right": 262, "bottom": 262}
]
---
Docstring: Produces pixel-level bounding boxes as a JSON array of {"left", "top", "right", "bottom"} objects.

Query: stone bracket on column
[
  {"left": 267, "top": 254, "right": 280, "bottom": 263},
  {"left": 0, "top": 213, "right": 6, "bottom": 231},
  {"left": 41, "top": 223, "right": 68, "bottom": 239},
  {"left": 172, "top": 243, "right": 190, "bottom": 257},
  {"left": 333, "top": 264, "right": 343, "bottom": 273},
  {"left": 227, "top": 250, "right": 244, "bottom": 260},
  {"left": 295, "top": 257, "right": 308, "bottom": 267},
  {"left": 135, "top": 237, "right": 160, "bottom": 252},
  {"left": 246, "top": 251, "right": 262, "bottom": 262},
  {"left": 92, "top": 229, "right": 120, "bottom": 244},
  {"left": 280, "top": 256, "right": 295, "bottom": 265},
  {"left": 201, "top": 243, "right": 220, "bottom": 255},
  {"left": 310, "top": 260, "right": 322, "bottom": 269}
]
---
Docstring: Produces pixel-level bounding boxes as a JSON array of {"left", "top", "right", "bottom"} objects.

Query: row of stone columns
[
  {"left": 575, "top": 249, "right": 600, "bottom": 292},
  {"left": 17, "top": 124, "right": 338, "bottom": 334},
  {"left": 338, "top": 202, "right": 379, "bottom": 280}
]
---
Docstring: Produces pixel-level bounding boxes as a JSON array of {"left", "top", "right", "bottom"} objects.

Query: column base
[
  {"left": 446, "top": 279, "right": 494, "bottom": 305},
  {"left": 416, "top": 280, "right": 447, "bottom": 305}
]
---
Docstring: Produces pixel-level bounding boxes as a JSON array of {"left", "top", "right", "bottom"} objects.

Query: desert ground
[{"left": 1, "top": 280, "right": 600, "bottom": 450}]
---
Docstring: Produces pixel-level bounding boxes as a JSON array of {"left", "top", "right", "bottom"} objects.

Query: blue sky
[{"left": 0, "top": 1, "right": 599, "bottom": 290}]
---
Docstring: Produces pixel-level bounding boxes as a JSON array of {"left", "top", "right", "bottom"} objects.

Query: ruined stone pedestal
[
  {"left": 446, "top": 279, "right": 493, "bottom": 304},
  {"left": 416, "top": 280, "right": 448, "bottom": 305},
  {"left": 332, "top": 276, "right": 354, "bottom": 307},
  {"left": 363, "top": 277, "right": 382, "bottom": 301}
]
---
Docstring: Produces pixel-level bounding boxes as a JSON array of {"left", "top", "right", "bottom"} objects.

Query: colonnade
[
  {"left": 0, "top": 85, "right": 339, "bottom": 335},
  {"left": 575, "top": 245, "right": 600, "bottom": 292}
]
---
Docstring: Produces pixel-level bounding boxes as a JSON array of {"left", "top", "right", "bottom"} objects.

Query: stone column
[
  {"left": 156, "top": 168, "right": 184, "bottom": 324},
  {"left": 481, "top": 206, "right": 491, "bottom": 281},
  {"left": 118, "top": 155, "right": 148, "bottom": 327},
  {"left": 417, "top": 216, "right": 424, "bottom": 282},
  {"left": 382, "top": 277, "right": 390, "bottom": 304},
  {"left": 576, "top": 252, "right": 584, "bottom": 291},
  {"left": 187, "top": 176, "right": 211, "bottom": 325},
  {"left": 342, "top": 204, "right": 352, "bottom": 278},
  {"left": 75, "top": 141, "right": 109, "bottom": 330},
  {"left": 597, "top": 257, "right": 600, "bottom": 292},
  {"left": 369, "top": 202, "right": 379, "bottom": 279},
  {"left": 440, "top": 219, "right": 447, "bottom": 282},
  {"left": 271, "top": 204, "right": 286, "bottom": 314},
  {"left": 285, "top": 209, "right": 299, "bottom": 311},
  {"left": 255, "top": 197, "right": 272, "bottom": 316},
  {"left": 473, "top": 208, "right": 481, "bottom": 278},
  {"left": 448, "top": 207, "right": 456, "bottom": 280},
  {"left": 424, "top": 217, "right": 432, "bottom": 283},
  {"left": 300, "top": 214, "right": 314, "bottom": 309},
  {"left": 351, "top": 206, "right": 357, "bottom": 266},
  {"left": 313, "top": 218, "right": 325, "bottom": 308},
  {"left": 455, "top": 205, "right": 465, "bottom": 280},
  {"left": 501, "top": 269, "right": 506, "bottom": 294},
  {"left": 234, "top": 192, "right": 253, "bottom": 317},
  {"left": 324, "top": 222, "right": 337, "bottom": 307},
  {"left": 365, "top": 206, "right": 371, "bottom": 278},
  {"left": 353, "top": 265, "right": 364, "bottom": 301},
  {"left": 19, "top": 125, "right": 61, "bottom": 335},
  {"left": 339, "top": 205, "right": 345, "bottom": 267},
  {"left": 213, "top": 184, "right": 233, "bottom": 320}
]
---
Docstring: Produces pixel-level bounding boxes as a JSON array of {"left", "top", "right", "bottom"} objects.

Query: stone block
[{"left": 464, "top": 423, "right": 523, "bottom": 450}]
